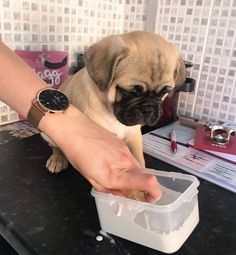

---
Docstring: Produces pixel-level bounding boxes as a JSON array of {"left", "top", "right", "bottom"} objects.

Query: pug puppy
[{"left": 43, "top": 31, "right": 186, "bottom": 201}]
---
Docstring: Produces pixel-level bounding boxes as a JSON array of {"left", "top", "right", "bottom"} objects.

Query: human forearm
[
  {"left": 0, "top": 42, "right": 162, "bottom": 202},
  {"left": 0, "top": 42, "right": 47, "bottom": 118},
  {"left": 39, "top": 104, "right": 162, "bottom": 203}
]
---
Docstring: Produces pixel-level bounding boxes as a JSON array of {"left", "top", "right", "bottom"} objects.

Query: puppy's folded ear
[
  {"left": 84, "top": 36, "right": 128, "bottom": 91},
  {"left": 174, "top": 57, "right": 186, "bottom": 88}
]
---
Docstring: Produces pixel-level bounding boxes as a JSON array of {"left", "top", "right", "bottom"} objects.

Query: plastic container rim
[{"left": 91, "top": 169, "right": 200, "bottom": 212}]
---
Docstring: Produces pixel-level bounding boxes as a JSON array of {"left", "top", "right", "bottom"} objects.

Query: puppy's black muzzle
[{"left": 113, "top": 92, "right": 163, "bottom": 126}]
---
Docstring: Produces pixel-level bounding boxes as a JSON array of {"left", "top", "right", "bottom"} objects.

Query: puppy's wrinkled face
[
  {"left": 113, "top": 85, "right": 169, "bottom": 126},
  {"left": 85, "top": 31, "right": 186, "bottom": 127}
]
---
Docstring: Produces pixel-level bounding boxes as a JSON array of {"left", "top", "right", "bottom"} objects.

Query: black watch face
[{"left": 38, "top": 89, "right": 69, "bottom": 111}]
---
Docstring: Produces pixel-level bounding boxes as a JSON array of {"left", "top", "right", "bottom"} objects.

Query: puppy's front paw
[
  {"left": 123, "top": 190, "right": 146, "bottom": 202},
  {"left": 46, "top": 154, "right": 68, "bottom": 174}
]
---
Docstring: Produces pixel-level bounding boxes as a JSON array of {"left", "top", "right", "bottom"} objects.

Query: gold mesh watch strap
[{"left": 27, "top": 100, "right": 47, "bottom": 128}]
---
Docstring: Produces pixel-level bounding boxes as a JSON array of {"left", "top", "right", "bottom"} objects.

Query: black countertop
[{"left": 0, "top": 134, "right": 235, "bottom": 255}]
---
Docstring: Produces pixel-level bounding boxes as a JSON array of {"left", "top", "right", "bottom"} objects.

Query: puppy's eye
[
  {"left": 161, "top": 86, "right": 172, "bottom": 93},
  {"left": 131, "top": 85, "right": 144, "bottom": 95},
  {"left": 158, "top": 86, "right": 172, "bottom": 97}
]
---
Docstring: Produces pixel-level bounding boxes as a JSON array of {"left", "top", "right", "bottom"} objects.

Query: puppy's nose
[
  {"left": 142, "top": 106, "right": 162, "bottom": 126},
  {"left": 142, "top": 106, "right": 154, "bottom": 115}
]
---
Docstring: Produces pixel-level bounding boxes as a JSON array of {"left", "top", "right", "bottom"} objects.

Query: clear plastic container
[{"left": 91, "top": 169, "right": 200, "bottom": 254}]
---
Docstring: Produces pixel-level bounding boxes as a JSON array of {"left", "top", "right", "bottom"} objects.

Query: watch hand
[
  {"left": 55, "top": 96, "right": 62, "bottom": 102},
  {"left": 53, "top": 99, "right": 58, "bottom": 105}
]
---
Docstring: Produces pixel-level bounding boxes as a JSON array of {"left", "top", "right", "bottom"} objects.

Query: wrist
[{"left": 38, "top": 104, "right": 87, "bottom": 146}]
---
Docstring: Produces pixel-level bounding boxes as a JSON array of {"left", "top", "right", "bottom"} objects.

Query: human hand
[{"left": 39, "top": 105, "right": 162, "bottom": 203}]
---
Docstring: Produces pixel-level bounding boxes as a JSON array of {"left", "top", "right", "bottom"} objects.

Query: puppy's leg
[
  {"left": 124, "top": 128, "right": 146, "bottom": 202},
  {"left": 125, "top": 128, "right": 145, "bottom": 167},
  {"left": 46, "top": 146, "right": 68, "bottom": 174},
  {"left": 41, "top": 133, "right": 68, "bottom": 174}
]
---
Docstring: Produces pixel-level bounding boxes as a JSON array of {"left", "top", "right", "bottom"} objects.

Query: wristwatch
[{"left": 27, "top": 88, "right": 70, "bottom": 128}]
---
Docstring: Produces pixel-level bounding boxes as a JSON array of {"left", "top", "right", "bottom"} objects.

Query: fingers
[
  {"left": 113, "top": 170, "right": 162, "bottom": 203},
  {"left": 145, "top": 191, "right": 162, "bottom": 203},
  {"left": 89, "top": 179, "right": 110, "bottom": 193},
  {"left": 89, "top": 179, "right": 126, "bottom": 198},
  {"left": 89, "top": 171, "right": 162, "bottom": 203}
]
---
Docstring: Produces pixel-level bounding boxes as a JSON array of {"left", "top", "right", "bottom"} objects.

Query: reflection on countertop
[{"left": 0, "top": 121, "right": 38, "bottom": 146}]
